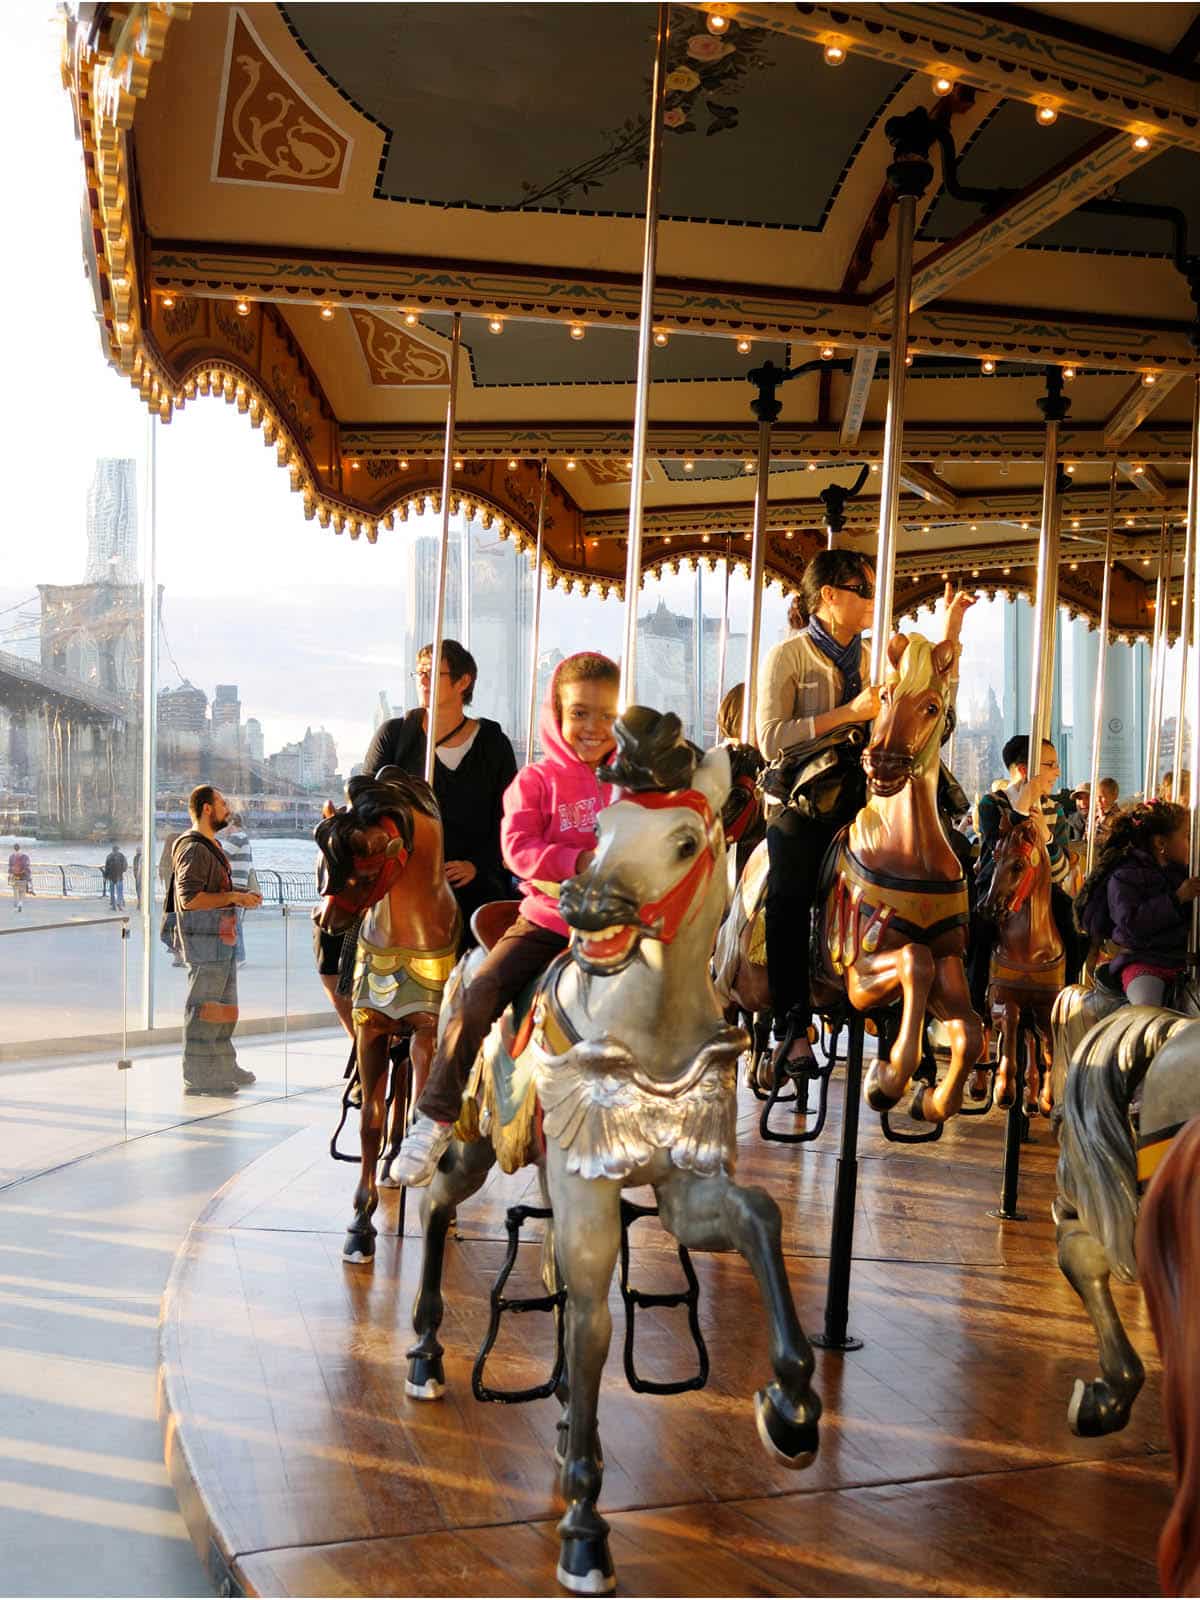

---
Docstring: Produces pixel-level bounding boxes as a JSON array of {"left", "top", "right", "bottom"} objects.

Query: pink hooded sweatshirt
[{"left": 501, "top": 656, "right": 615, "bottom": 937}]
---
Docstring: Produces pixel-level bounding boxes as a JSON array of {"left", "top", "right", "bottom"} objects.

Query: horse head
[
  {"left": 979, "top": 810, "right": 1044, "bottom": 926},
  {"left": 559, "top": 706, "right": 730, "bottom": 976},
  {"left": 313, "top": 766, "right": 439, "bottom": 934},
  {"left": 863, "top": 632, "right": 956, "bottom": 797}
]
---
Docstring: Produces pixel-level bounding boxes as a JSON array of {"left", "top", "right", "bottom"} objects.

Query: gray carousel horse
[
  {"left": 1053, "top": 1000, "right": 1200, "bottom": 1436},
  {"left": 406, "top": 708, "right": 821, "bottom": 1596}
]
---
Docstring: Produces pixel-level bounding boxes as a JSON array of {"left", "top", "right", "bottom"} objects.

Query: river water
[{"left": 8, "top": 835, "right": 321, "bottom": 875}]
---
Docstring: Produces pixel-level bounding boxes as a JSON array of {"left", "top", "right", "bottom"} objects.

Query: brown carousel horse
[
  {"left": 977, "top": 810, "right": 1063, "bottom": 1115},
  {"left": 1136, "top": 1113, "right": 1200, "bottom": 1597},
  {"left": 314, "top": 768, "right": 461, "bottom": 1264},
  {"left": 811, "top": 632, "right": 984, "bottom": 1123}
]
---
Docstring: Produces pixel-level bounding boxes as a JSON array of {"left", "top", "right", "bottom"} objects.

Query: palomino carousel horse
[
  {"left": 1053, "top": 1003, "right": 1200, "bottom": 1436},
  {"left": 1135, "top": 1113, "right": 1200, "bottom": 1597},
  {"left": 978, "top": 810, "right": 1063, "bottom": 1116},
  {"left": 406, "top": 709, "right": 821, "bottom": 1596},
  {"left": 810, "top": 632, "right": 983, "bottom": 1123},
  {"left": 314, "top": 769, "right": 461, "bottom": 1264}
]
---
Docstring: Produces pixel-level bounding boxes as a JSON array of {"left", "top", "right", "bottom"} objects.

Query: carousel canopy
[{"left": 65, "top": 1, "right": 1200, "bottom": 634}]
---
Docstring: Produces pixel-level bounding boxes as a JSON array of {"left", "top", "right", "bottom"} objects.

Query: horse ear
[
  {"left": 693, "top": 746, "right": 732, "bottom": 814},
  {"left": 931, "top": 639, "right": 957, "bottom": 678},
  {"left": 998, "top": 810, "right": 1012, "bottom": 835},
  {"left": 887, "top": 633, "right": 908, "bottom": 670}
]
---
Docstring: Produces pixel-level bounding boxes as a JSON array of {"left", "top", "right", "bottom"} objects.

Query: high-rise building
[
  {"left": 211, "top": 683, "right": 242, "bottom": 753},
  {"left": 245, "top": 717, "right": 264, "bottom": 762},
  {"left": 85, "top": 458, "right": 138, "bottom": 584},
  {"left": 158, "top": 683, "right": 208, "bottom": 734}
]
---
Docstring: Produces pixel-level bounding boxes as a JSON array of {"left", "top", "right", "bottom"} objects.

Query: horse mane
[
  {"left": 1137, "top": 1114, "right": 1200, "bottom": 1599},
  {"left": 890, "top": 632, "right": 934, "bottom": 696},
  {"left": 314, "top": 768, "right": 438, "bottom": 892},
  {"left": 599, "top": 706, "right": 701, "bottom": 793},
  {"left": 1057, "top": 1006, "right": 1190, "bottom": 1282}
]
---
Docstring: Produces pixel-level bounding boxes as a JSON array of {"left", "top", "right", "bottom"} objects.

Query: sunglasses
[{"left": 832, "top": 581, "right": 875, "bottom": 600}]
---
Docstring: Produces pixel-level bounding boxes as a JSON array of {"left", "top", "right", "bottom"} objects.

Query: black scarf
[{"left": 806, "top": 617, "right": 862, "bottom": 706}]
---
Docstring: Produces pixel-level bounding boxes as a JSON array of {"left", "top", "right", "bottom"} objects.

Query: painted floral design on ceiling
[{"left": 516, "top": 20, "right": 774, "bottom": 209}]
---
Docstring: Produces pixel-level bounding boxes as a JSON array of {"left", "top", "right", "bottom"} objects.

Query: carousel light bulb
[
  {"left": 1063, "top": 366, "right": 1077, "bottom": 381},
  {"left": 1035, "top": 104, "right": 1059, "bottom": 126},
  {"left": 569, "top": 322, "right": 586, "bottom": 341},
  {"left": 1133, "top": 132, "right": 1152, "bottom": 152},
  {"left": 932, "top": 75, "right": 954, "bottom": 97},
  {"left": 871, "top": 463, "right": 880, "bottom": 473},
  {"left": 1142, "top": 371, "right": 1158, "bottom": 387},
  {"left": 1065, "top": 463, "right": 1076, "bottom": 474},
  {"left": 684, "top": 459, "right": 695, "bottom": 472},
  {"left": 941, "top": 570, "right": 949, "bottom": 580},
  {"left": 736, "top": 337, "right": 752, "bottom": 355},
  {"left": 1143, "top": 557, "right": 1151, "bottom": 565},
  {"left": 922, "top": 524, "right": 931, "bottom": 533},
  {"left": 319, "top": 304, "right": 335, "bottom": 321},
  {"left": 399, "top": 459, "right": 409, "bottom": 470},
  {"left": 904, "top": 351, "right": 914, "bottom": 367},
  {"left": 807, "top": 461, "right": 817, "bottom": 472},
  {"left": 161, "top": 293, "right": 176, "bottom": 310},
  {"left": 1022, "top": 520, "right": 1031, "bottom": 530},
  {"left": 744, "top": 460, "right": 755, "bottom": 472},
  {"left": 454, "top": 458, "right": 464, "bottom": 470},
  {"left": 1133, "top": 464, "right": 1145, "bottom": 475},
  {"left": 1127, "top": 518, "right": 1136, "bottom": 527},
  {"left": 970, "top": 523, "right": 978, "bottom": 532},
  {"left": 664, "top": 536, "right": 672, "bottom": 544},
  {"left": 488, "top": 316, "right": 504, "bottom": 335},
  {"left": 820, "top": 344, "right": 836, "bottom": 360},
  {"left": 823, "top": 42, "right": 847, "bottom": 67},
  {"left": 566, "top": 458, "right": 577, "bottom": 470},
  {"left": 349, "top": 459, "right": 359, "bottom": 471},
  {"left": 702, "top": 533, "right": 711, "bottom": 543},
  {"left": 625, "top": 459, "right": 634, "bottom": 469},
  {"left": 981, "top": 358, "right": 996, "bottom": 375},
  {"left": 785, "top": 530, "right": 794, "bottom": 539},
  {"left": 971, "top": 568, "right": 980, "bottom": 578},
  {"left": 706, "top": 10, "right": 730, "bottom": 35},
  {"left": 653, "top": 329, "right": 670, "bottom": 347},
  {"left": 235, "top": 298, "right": 251, "bottom": 317},
  {"left": 1070, "top": 561, "right": 1079, "bottom": 570},
  {"left": 404, "top": 312, "right": 419, "bottom": 326},
  {"left": 1003, "top": 566, "right": 1011, "bottom": 576},
  {"left": 1072, "top": 518, "right": 1081, "bottom": 528}
]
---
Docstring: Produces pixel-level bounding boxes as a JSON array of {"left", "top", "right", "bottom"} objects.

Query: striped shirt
[{"left": 222, "top": 828, "right": 254, "bottom": 890}]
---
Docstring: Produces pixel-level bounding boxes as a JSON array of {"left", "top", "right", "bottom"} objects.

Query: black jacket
[{"left": 362, "top": 711, "right": 518, "bottom": 923}]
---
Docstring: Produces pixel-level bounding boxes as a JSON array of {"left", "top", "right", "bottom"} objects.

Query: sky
[{"left": 3, "top": 0, "right": 1018, "bottom": 771}]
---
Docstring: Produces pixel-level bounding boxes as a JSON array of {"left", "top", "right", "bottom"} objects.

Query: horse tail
[
  {"left": 1057, "top": 1006, "right": 1188, "bottom": 1283},
  {"left": 1137, "top": 1115, "right": 1200, "bottom": 1598}
]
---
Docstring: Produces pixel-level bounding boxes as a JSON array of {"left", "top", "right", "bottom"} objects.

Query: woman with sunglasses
[{"left": 756, "top": 551, "right": 972, "bottom": 1078}]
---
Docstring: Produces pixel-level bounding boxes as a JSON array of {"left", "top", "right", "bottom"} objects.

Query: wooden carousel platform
[{"left": 158, "top": 1074, "right": 1172, "bottom": 1598}]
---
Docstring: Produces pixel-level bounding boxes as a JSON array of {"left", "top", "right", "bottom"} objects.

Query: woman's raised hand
[{"left": 942, "top": 582, "right": 977, "bottom": 644}]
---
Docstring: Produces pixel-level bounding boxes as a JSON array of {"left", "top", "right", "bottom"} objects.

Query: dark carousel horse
[
  {"left": 314, "top": 768, "right": 461, "bottom": 1264},
  {"left": 1136, "top": 1113, "right": 1200, "bottom": 1597},
  {"left": 978, "top": 809, "right": 1064, "bottom": 1116}
]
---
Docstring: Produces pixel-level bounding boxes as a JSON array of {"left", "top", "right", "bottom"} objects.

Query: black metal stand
[
  {"left": 811, "top": 1013, "right": 865, "bottom": 1351},
  {"left": 473, "top": 1203, "right": 567, "bottom": 1404},
  {"left": 619, "top": 1200, "right": 709, "bottom": 1395},
  {"left": 988, "top": 1052, "right": 1030, "bottom": 1221}
]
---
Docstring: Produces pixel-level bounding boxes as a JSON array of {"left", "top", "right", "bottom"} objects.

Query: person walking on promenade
[
  {"left": 132, "top": 846, "right": 142, "bottom": 907},
  {"left": 364, "top": 639, "right": 517, "bottom": 951},
  {"left": 7, "top": 841, "right": 31, "bottom": 912},
  {"left": 170, "top": 786, "right": 261, "bottom": 1095},
  {"left": 102, "top": 842, "right": 127, "bottom": 910},
  {"left": 222, "top": 812, "right": 255, "bottom": 965}
]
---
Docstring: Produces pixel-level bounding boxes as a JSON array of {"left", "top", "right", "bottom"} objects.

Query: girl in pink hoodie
[{"left": 391, "top": 652, "right": 619, "bottom": 1185}]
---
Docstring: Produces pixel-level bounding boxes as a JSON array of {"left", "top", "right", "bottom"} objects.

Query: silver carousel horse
[
  {"left": 406, "top": 708, "right": 821, "bottom": 1596},
  {"left": 1053, "top": 1000, "right": 1200, "bottom": 1436}
]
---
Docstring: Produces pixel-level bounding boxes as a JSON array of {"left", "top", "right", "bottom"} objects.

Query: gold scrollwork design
[
  {"left": 351, "top": 312, "right": 448, "bottom": 386},
  {"left": 228, "top": 55, "right": 342, "bottom": 184}
]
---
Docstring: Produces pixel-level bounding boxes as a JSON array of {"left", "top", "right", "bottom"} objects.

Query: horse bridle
[
  {"left": 622, "top": 788, "right": 723, "bottom": 944},
  {"left": 326, "top": 815, "right": 410, "bottom": 918}
]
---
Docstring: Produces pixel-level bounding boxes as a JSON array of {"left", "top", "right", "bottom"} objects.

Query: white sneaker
[{"left": 386, "top": 1117, "right": 454, "bottom": 1187}]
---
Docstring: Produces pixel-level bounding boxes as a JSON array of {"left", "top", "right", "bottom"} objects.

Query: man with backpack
[
  {"left": 102, "top": 842, "right": 127, "bottom": 910},
  {"left": 168, "top": 786, "right": 262, "bottom": 1095}
]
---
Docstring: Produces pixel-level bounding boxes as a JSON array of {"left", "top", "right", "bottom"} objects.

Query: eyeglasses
[
  {"left": 832, "top": 581, "right": 874, "bottom": 600},
  {"left": 412, "top": 665, "right": 452, "bottom": 682}
]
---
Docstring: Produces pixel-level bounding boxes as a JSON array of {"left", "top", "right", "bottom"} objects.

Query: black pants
[
  {"left": 417, "top": 917, "right": 567, "bottom": 1124},
  {"left": 764, "top": 809, "right": 838, "bottom": 1030},
  {"left": 967, "top": 883, "right": 1082, "bottom": 1016}
]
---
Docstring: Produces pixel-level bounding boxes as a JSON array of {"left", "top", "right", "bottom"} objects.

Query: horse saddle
[{"left": 454, "top": 950, "right": 579, "bottom": 1174}]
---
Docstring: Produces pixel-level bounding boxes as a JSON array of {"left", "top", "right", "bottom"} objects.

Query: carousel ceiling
[{"left": 65, "top": 0, "right": 1200, "bottom": 636}]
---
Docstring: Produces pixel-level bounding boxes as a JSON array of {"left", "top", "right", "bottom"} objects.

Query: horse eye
[{"left": 678, "top": 836, "right": 699, "bottom": 859}]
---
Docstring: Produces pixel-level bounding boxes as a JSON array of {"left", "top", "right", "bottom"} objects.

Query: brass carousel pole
[
  {"left": 1187, "top": 376, "right": 1200, "bottom": 955},
  {"left": 1174, "top": 395, "right": 1197, "bottom": 796},
  {"left": 741, "top": 405, "right": 773, "bottom": 744},
  {"left": 1144, "top": 513, "right": 1171, "bottom": 800},
  {"left": 524, "top": 460, "right": 550, "bottom": 764},
  {"left": 425, "top": 312, "right": 463, "bottom": 787},
  {"left": 715, "top": 540, "right": 731, "bottom": 746},
  {"left": 1084, "top": 466, "right": 1118, "bottom": 879},
  {"left": 618, "top": 3, "right": 670, "bottom": 708},
  {"left": 139, "top": 413, "right": 159, "bottom": 1032},
  {"left": 815, "top": 111, "right": 935, "bottom": 1354}
]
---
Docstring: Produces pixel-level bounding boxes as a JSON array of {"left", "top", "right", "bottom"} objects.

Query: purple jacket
[{"left": 1106, "top": 849, "right": 1189, "bottom": 973}]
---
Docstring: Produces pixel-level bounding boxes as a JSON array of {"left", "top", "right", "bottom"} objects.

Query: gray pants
[
  {"left": 183, "top": 958, "right": 239, "bottom": 1085},
  {"left": 1124, "top": 973, "right": 1168, "bottom": 1007}
]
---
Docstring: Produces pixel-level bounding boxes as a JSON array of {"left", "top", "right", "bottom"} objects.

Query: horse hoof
[
  {"left": 405, "top": 1354, "right": 445, "bottom": 1400},
  {"left": 909, "top": 1085, "right": 928, "bottom": 1123},
  {"left": 342, "top": 1229, "right": 375, "bottom": 1266},
  {"left": 557, "top": 1536, "right": 615, "bottom": 1596},
  {"left": 863, "top": 1063, "right": 901, "bottom": 1113},
  {"left": 754, "top": 1387, "right": 819, "bottom": 1470},
  {"left": 1067, "top": 1377, "right": 1132, "bottom": 1438},
  {"left": 967, "top": 1070, "right": 988, "bottom": 1102}
]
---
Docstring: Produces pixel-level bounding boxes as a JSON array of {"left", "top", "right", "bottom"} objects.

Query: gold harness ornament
[
  {"left": 828, "top": 845, "right": 968, "bottom": 973},
  {"left": 350, "top": 925, "right": 461, "bottom": 1026}
]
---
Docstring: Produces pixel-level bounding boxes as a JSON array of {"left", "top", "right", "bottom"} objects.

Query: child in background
[
  {"left": 389, "top": 652, "right": 620, "bottom": 1185},
  {"left": 1076, "top": 800, "right": 1200, "bottom": 1006}
]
